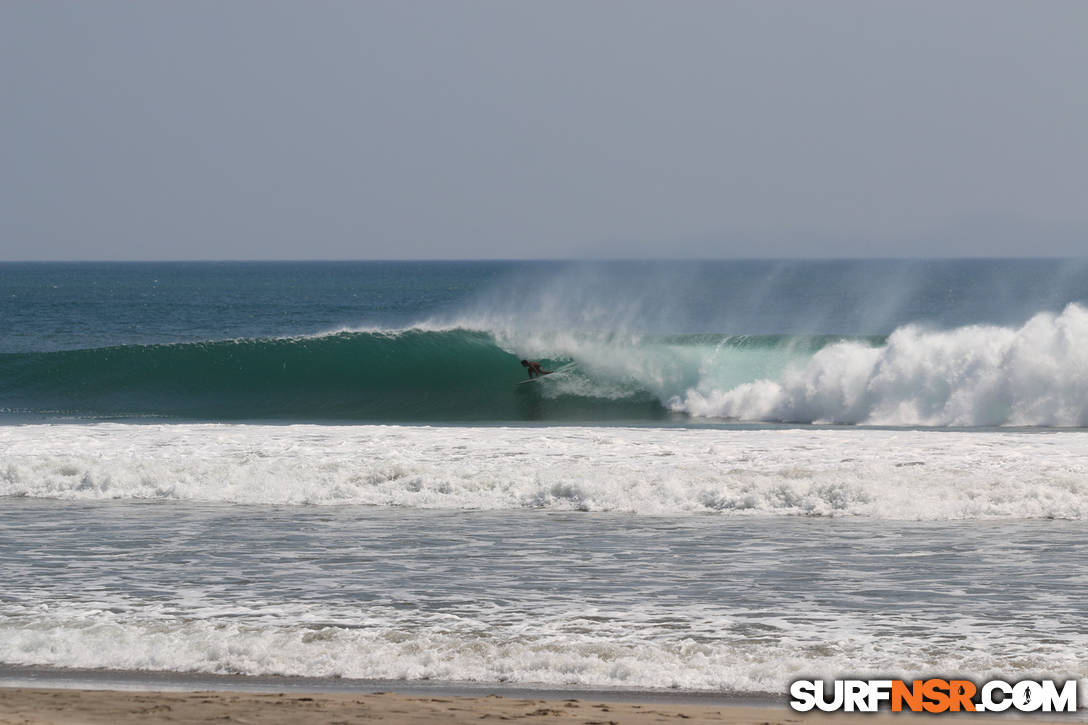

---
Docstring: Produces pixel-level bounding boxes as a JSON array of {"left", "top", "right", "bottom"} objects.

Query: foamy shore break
[
  {"left": 0, "top": 687, "right": 1071, "bottom": 725},
  {"left": 4, "top": 423, "right": 1088, "bottom": 519}
]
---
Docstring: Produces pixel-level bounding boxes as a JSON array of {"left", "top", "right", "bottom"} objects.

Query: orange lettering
[
  {"left": 922, "top": 678, "right": 951, "bottom": 713},
  {"left": 949, "top": 680, "right": 977, "bottom": 712},
  {"left": 892, "top": 680, "right": 924, "bottom": 712}
]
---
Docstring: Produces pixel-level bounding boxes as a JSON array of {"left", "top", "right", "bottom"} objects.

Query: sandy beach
[
  {"left": 0, "top": 688, "right": 752, "bottom": 725},
  {"left": 0, "top": 687, "right": 1073, "bottom": 725}
]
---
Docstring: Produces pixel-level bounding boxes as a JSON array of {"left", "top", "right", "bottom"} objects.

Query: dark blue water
[
  {"left": 0, "top": 261, "right": 507, "bottom": 352},
  {"left": 4, "top": 259, "right": 1087, "bottom": 353}
]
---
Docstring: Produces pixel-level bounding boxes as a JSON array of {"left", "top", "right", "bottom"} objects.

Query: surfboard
[{"left": 516, "top": 363, "right": 573, "bottom": 385}]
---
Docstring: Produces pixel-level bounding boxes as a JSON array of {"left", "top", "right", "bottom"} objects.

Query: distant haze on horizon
[{"left": 2, "top": 1, "right": 1087, "bottom": 261}]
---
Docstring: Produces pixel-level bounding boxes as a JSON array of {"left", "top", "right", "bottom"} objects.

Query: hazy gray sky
[{"left": 2, "top": 1, "right": 1086, "bottom": 260}]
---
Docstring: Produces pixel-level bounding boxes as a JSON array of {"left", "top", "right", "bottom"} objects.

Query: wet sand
[{"left": 0, "top": 687, "right": 1070, "bottom": 725}]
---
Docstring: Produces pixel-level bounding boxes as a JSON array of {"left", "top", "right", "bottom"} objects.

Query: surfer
[{"left": 521, "top": 359, "right": 551, "bottom": 378}]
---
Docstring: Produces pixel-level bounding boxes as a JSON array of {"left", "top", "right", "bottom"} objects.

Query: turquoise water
[{"left": 3, "top": 259, "right": 1088, "bottom": 424}]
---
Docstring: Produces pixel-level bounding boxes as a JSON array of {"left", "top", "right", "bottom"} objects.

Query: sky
[{"left": 1, "top": 1, "right": 1086, "bottom": 261}]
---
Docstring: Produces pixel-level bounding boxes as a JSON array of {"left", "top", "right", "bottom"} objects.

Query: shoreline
[
  {"left": 0, "top": 687, "right": 825, "bottom": 725},
  {"left": 0, "top": 686, "right": 1077, "bottom": 725},
  {"left": 3, "top": 669, "right": 1082, "bottom": 724},
  {"left": 0, "top": 665, "right": 771, "bottom": 706}
]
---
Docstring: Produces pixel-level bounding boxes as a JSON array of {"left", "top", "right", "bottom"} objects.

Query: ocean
[{"left": 2, "top": 260, "right": 1087, "bottom": 698}]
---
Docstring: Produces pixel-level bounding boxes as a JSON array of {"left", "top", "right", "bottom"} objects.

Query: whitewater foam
[
  {"left": 3, "top": 423, "right": 1087, "bottom": 519},
  {"left": 3, "top": 601, "right": 1082, "bottom": 693},
  {"left": 426, "top": 304, "right": 1088, "bottom": 427},
  {"left": 672, "top": 304, "right": 1088, "bottom": 426}
]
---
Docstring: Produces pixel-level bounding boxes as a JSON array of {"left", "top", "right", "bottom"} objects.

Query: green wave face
[
  {"left": 0, "top": 330, "right": 668, "bottom": 421},
  {"left": 0, "top": 329, "right": 864, "bottom": 422}
]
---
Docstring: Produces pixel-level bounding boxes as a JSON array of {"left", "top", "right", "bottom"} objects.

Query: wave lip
[{"left": 4, "top": 424, "right": 1088, "bottom": 520}]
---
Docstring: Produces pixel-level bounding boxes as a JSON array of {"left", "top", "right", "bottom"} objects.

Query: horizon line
[{"left": 1, "top": 255, "right": 1086, "bottom": 264}]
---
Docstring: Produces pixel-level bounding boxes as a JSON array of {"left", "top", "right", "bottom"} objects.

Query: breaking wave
[{"left": 2, "top": 304, "right": 1087, "bottom": 426}]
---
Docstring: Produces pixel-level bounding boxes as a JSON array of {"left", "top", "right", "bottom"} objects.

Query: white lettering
[
  {"left": 789, "top": 680, "right": 817, "bottom": 712},
  {"left": 981, "top": 681, "right": 1012, "bottom": 712},
  {"left": 1041, "top": 680, "right": 1078, "bottom": 712}
]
